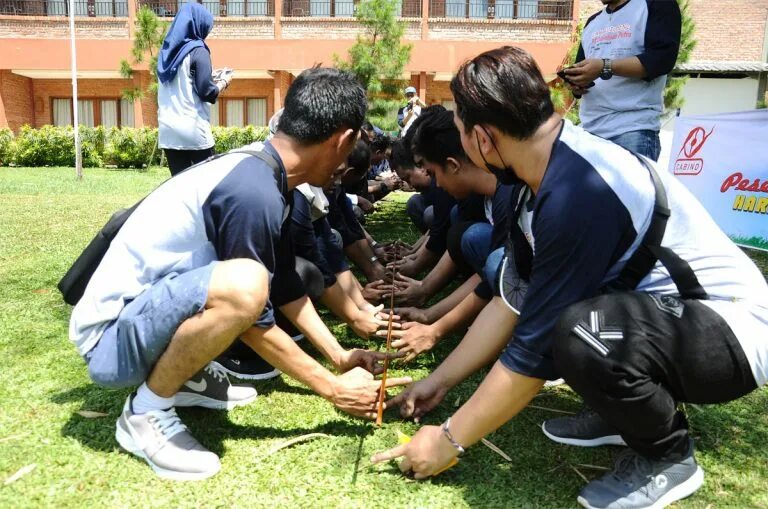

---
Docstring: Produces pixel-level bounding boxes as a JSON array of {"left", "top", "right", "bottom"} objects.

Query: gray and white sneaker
[
  {"left": 577, "top": 442, "right": 704, "bottom": 509},
  {"left": 115, "top": 395, "right": 221, "bottom": 480},
  {"left": 542, "top": 408, "right": 627, "bottom": 447},
  {"left": 175, "top": 363, "right": 258, "bottom": 410}
]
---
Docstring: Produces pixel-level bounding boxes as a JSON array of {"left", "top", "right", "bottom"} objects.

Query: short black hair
[
  {"left": 450, "top": 46, "right": 554, "bottom": 140},
  {"left": 346, "top": 139, "right": 371, "bottom": 178},
  {"left": 362, "top": 120, "right": 374, "bottom": 131},
  {"left": 389, "top": 139, "right": 414, "bottom": 172},
  {"left": 279, "top": 67, "right": 367, "bottom": 143},
  {"left": 370, "top": 133, "right": 391, "bottom": 154},
  {"left": 410, "top": 106, "right": 465, "bottom": 166}
]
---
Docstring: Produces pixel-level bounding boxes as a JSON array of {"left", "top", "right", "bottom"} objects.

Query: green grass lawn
[{"left": 1, "top": 166, "right": 767, "bottom": 508}]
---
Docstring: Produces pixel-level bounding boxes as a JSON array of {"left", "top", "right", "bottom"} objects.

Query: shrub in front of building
[
  {"left": 0, "top": 125, "right": 270, "bottom": 169},
  {"left": 12, "top": 125, "right": 104, "bottom": 168},
  {"left": 0, "top": 128, "right": 13, "bottom": 166},
  {"left": 212, "top": 125, "right": 269, "bottom": 154}
]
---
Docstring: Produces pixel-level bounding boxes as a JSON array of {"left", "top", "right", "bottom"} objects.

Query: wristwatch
[{"left": 600, "top": 58, "right": 613, "bottom": 80}]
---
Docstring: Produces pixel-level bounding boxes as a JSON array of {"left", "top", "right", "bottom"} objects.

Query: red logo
[{"left": 673, "top": 126, "right": 715, "bottom": 176}]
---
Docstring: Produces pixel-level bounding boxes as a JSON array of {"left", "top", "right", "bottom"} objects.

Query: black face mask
[{"left": 475, "top": 129, "right": 522, "bottom": 186}]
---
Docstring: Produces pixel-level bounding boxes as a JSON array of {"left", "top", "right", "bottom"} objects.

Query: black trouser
[
  {"left": 552, "top": 292, "right": 756, "bottom": 460},
  {"left": 165, "top": 147, "right": 214, "bottom": 176}
]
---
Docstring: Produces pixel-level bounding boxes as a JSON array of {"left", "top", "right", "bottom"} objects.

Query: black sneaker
[
  {"left": 211, "top": 353, "right": 281, "bottom": 381},
  {"left": 542, "top": 408, "right": 627, "bottom": 447},
  {"left": 577, "top": 440, "right": 704, "bottom": 509}
]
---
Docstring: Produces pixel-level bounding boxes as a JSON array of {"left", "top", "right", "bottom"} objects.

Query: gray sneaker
[
  {"left": 542, "top": 408, "right": 627, "bottom": 447},
  {"left": 175, "top": 363, "right": 258, "bottom": 410},
  {"left": 115, "top": 396, "right": 221, "bottom": 480},
  {"left": 577, "top": 442, "right": 704, "bottom": 509}
]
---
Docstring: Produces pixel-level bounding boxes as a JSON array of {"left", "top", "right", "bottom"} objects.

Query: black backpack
[{"left": 57, "top": 150, "right": 283, "bottom": 306}]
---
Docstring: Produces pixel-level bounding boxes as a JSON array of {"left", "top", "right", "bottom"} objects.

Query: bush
[
  {"left": 212, "top": 125, "right": 269, "bottom": 154},
  {"left": 13, "top": 125, "right": 103, "bottom": 167},
  {"left": 104, "top": 127, "right": 159, "bottom": 169},
  {"left": 0, "top": 128, "right": 14, "bottom": 166},
  {"left": 3, "top": 125, "right": 270, "bottom": 169}
]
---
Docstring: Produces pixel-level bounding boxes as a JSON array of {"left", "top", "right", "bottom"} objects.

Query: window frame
[{"left": 50, "top": 97, "right": 133, "bottom": 128}]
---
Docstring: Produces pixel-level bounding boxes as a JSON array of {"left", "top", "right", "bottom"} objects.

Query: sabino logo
[{"left": 674, "top": 126, "right": 715, "bottom": 176}]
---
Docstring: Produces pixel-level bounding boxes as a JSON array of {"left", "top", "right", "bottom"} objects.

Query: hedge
[{"left": 0, "top": 125, "right": 270, "bottom": 169}]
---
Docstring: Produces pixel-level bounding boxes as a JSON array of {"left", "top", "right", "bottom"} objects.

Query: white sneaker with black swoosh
[{"left": 174, "top": 363, "right": 257, "bottom": 410}]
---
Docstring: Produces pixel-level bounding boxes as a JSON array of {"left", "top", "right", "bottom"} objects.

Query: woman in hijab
[{"left": 157, "top": 2, "right": 232, "bottom": 176}]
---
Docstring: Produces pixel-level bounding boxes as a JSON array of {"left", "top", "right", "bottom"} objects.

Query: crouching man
[
  {"left": 69, "top": 67, "right": 409, "bottom": 481},
  {"left": 372, "top": 47, "right": 768, "bottom": 509}
]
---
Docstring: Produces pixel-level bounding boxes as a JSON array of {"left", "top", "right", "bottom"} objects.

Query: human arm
[
  {"left": 393, "top": 251, "right": 458, "bottom": 307},
  {"left": 370, "top": 362, "right": 543, "bottom": 476},
  {"left": 241, "top": 324, "right": 410, "bottom": 418},
  {"left": 389, "top": 297, "right": 520, "bottom": 420},
  {"left": 320, "top": 281, "right": 395, "bottom": 339},
  {"left": 189, "top": 47, "right": 226, "bottom": 103},
  {"left": 381, "top": 288, "right": 489, "bottom": 362},
  {"left": 565, "top": 1, "right": 681, "bottom": 87},
  {"left": 395, "top": 274, "right": 481, "bottom": 324},
  {"left": 345, "top": 239, "right": 388, "bottom": 282},
  {"left": 278, "top": 295, "right": 395, "bottom": 375}
]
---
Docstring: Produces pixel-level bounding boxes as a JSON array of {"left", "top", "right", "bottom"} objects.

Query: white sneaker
[
  {"left": 115, "top": 395, "right": 221, "bottom": 480},
  {"left": 175, "top": 363, "right": 258, "bottom": 410}
]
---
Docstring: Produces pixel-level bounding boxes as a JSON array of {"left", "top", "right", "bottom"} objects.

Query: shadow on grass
[{"left": 50, "top": 377, "right": 353, "bottom": 457}]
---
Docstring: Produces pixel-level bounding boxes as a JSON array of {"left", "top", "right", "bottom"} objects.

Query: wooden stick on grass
[{"left": 376, "top": 244, "right": 398, "bottom": 426}]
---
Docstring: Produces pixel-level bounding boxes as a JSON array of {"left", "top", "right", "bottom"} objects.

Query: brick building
[{"left": 0, "top": 0, "right": 580, "bottom": 131}]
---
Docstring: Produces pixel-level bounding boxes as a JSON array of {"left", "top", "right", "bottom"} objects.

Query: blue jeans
[
  {"left": 608, "top": 130, "right": 661, "bottom": 161},
  {"left": 460, "top": 222, "right": 493, "bottom": 275},
  {"left": 406, "top": 193, "right": 434, "bottom": 233},
  {"left": 86, "top": 262, "right": 217, "bottom": 389},
  {"left": 483, "top": 247, "right": 504, "bottom": 291}
]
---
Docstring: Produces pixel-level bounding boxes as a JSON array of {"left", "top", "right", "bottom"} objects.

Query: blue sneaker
[{"left": 577, "top": 441, "right": 704, "bottom": 509}]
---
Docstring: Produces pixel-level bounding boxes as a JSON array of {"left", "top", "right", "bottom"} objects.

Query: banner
[{"left": 668, "top": 109, "right": 768, "bottom": 251}]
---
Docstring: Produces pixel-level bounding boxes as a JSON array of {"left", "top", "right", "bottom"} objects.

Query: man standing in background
[
  {"left": 398, "top": 86, "right": 427, "bottom": 137},
  {"left": 563, "top": 0, "right": 681, "bottom": 161}
]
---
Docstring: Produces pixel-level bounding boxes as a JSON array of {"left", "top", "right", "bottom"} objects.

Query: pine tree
[
  {"left": 120, "top": 6, "right": 168, "bottom": 102},
  {"left": 664, "top": 0, "right": 696, "bottom": 114},
  {"left": 334, "top": 0, "right": 412, "bottom": 130}
]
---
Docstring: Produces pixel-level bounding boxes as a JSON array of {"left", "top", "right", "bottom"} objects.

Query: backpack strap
[{"left": 607, "top": 156, "right": 708, "bottom": 300}]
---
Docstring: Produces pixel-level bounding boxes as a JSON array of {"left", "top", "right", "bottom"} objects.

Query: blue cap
[{"left": 404, "top": 86, "right": 417, "bottom": 95}]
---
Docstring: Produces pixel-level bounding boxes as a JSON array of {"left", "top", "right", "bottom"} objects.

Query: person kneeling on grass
[
  {"left": 381, "top": 106, "right": 516, "bottom": 362},
  {"left": 69, "top": 67, "right": 409, "bottom": 481},
  {"left": 371, "top": 46, "right": 768, "bottom": 509}
]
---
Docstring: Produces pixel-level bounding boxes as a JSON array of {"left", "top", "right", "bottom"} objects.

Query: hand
[
  {"left": 330, "top": 367, "right": 412, "bottom": 419},
  {"left": 369, "top": 263, "right": 389, "bottom": 284},
  {"left": 358, "top": 196, "right": 374, "bottom": 213},
  {"left": 362, "top": 280, "right": 392, "bottom": 302},
  {"left": 350, "top": 305, "right": 401, "bottom": 339},
  {"left": 393, "top": 274, "right": 426, "bottom": 307},
  {"left": 387, "top": 376, "right": 449, "bottom": 421},
  {"left": 563, "top": 59, "right": 602, "bottom": 88},
  {"left": 335, "top": 348, "right": 404, "bottom": 376},
  {"left": 388, "top": 257, "right": 418, "bottom": 277},
  {"left": 377, "top": 322, "right": 438, "bottom": 362},
  {"left": 393, "top": 306, "right": 430, "bottom": 324},
  {"left": 370, "top": 425, "right": 459, "bottom": 479},
  {"left": 383, "top": 176, "right": 399, "bottom": 191}
]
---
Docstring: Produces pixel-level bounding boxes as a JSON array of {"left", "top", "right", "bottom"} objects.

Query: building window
[
  {"left": 52, "top": 98, "right": 135, "bottom": 127},
  {"left": 212, "top": 98, "right": 268, "bottom": 127},
  {"left": 40, "top": 0, "right": 128, "bottom": 16}
]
